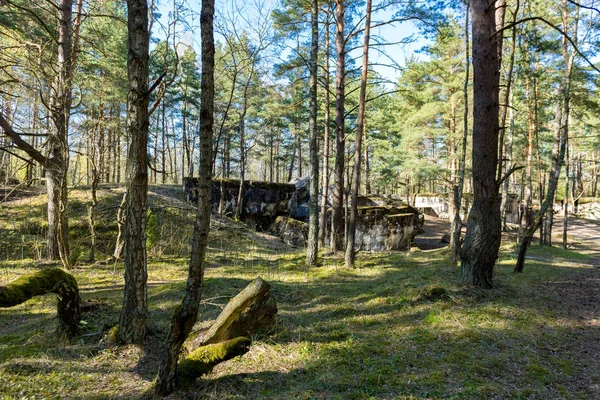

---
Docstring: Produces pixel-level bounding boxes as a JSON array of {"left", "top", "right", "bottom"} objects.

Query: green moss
[
  {"left": 417, "top": 285, "right": 449, "bottom": 302},
  {"left": 178, "top": 336, "right": 251, "bottom": 385},
  {"left": 0, "top": 268, "right": 81, "bottom": 337},
  {"left": 274, "top": 216, "right": 306, "bottom": 228},
  {"left": 105, "top": 325, "right": 119, "bottom": 344},
  {"left": 0, "top": 268, "right": 76, "bottom": 307}
]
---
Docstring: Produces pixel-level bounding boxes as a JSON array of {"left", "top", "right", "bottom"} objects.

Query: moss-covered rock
[
  {"left": 270, "top": 216, "right": 308, "bottom": 247},
  {"left": 0, "top": 268, "right": 81, "bottom": 337}
]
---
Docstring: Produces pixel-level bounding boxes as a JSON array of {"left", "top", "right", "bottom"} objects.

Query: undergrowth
[{"left": 0, "top": 185, "right": 596, "bottom": 399}]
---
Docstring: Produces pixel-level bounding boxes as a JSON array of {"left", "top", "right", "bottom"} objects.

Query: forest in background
[
  {"left": 1, "top": 0, "right": 600, "bottom": 396},
  {"left": 1, "top": 0, "right": 599, "bottom": 196}
]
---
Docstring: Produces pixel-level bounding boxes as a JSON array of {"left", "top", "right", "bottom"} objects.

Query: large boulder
[{"left": 270, "top": 216, "right": 308, "bottom": 247}]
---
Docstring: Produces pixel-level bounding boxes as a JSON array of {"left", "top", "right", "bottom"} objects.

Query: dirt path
[
  {"left": 412, "top": 215, "right": 450, "bottom": 250},
  {"left": 413, "top": 214, "right": 600, "bottom": 396},
  {"left": 535, "top": 216, "right": 600, "bottom": 398}
]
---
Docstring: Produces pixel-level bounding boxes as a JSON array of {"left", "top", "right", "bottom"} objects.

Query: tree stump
[
  {"left": 188, "top": 276, "right": 277, "bottom": 350},
  {"left": 0, "top": 268, "right": 81, "bottom": 337}
]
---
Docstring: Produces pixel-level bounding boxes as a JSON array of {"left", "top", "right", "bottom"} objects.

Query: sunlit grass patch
[{"left": 0, "top": 186, "right": 597, "bottom": 399}]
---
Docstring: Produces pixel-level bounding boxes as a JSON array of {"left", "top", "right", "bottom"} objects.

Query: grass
[{"left": 0, "top": 184, "right": 597, "bottom": 399}]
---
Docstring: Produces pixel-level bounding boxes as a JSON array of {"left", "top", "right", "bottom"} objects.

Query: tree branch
[
  {"left": 495, "top": 16, "right": 600, "bottom": 74},
  {"left": 0, "top": 112, "right": 47, "bottom": 165}
]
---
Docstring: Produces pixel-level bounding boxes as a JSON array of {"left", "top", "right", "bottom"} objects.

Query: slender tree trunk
[
  {"left": 119, "top": 0, "right": 150, "bottom": 344},
  {"left": 161, "top": 101, "right": 166, "bottom": 184},
  {"left": 501, "top": 88, "right": 515, "bottom": 229},
  {"left": 88, "top": 103, "right": 104, "bottom": 262},
  {"left": 364, "top": 136, "right": 371, "bottom": 194},
  {"left": 153, "top": 0, "right": 214, "bottom": 393},
  {"left": 499, "top": 7, "right": 518, "bottom": 231},
  {"left": 235, "top": 66, "right": 254, "bottom": 219},
  {"left": 306, "top": 0, "right": 319, "bottom": 268},
  {"left": 515, "top": 0, "right": 576, "bottom": 272},
  {"left": 116, "top": 105, "right": 122, "bottom": 183},
  {"left": 522, "top": 73, "right": 535, "bottom": 231},
  {"left": 345, "top": 0, "right": 371, "bottom": 268},
  {"left": 298, "top": 130, "right": 303, "bottom": 177},
  {"left": 46, "top": 0, "right": 77, "bottom": 267},
  {"left": 450, "top": 2, "right": 470, "bottom": 265},
  {"left": 269, "top": 129, "right": 274, "bottom": 182},
  {"left": 319, "top": 34, "right": 330, "bottom": 242},
  {"left": 460, "top": 0, "right": 501, "bottom": 288},
  {"left": 287, "top": 128, "right": 296, "bottom": 182},
  {"left": 331, "top": 0, "right": 345, "bottom": 251},
  {"left": 563, "top": 143, "right": 570, "bottom": 248}
]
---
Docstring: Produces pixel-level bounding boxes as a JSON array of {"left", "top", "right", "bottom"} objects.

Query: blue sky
[{"left": 153, "top": 0, "right": 430, "bottom": 85}]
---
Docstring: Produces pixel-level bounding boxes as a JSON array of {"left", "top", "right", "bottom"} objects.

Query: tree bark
[
  {"left": 563, "top": 143, "right": 570, "bottom": 248},
  {"left": 119, "top": 0, "right": 151, "bottom": 344},
  {"left": 113, "top": 192, "right": 127, "bottom": 260},
  {"left": 319, "top": 7, "right": 331, "bottom": 247},
  {"left": 460, "top": 0, "right": 501, "bottom": 288},
  {"left": 331, "top": 0, "right": 346, "bottom": 251},
  {"left": 306, "top": 0, "right": 319, "bottom": 268},
  {"left": 46, "top": 0, "right": 77, "bottom": 267},
  {"left": 0, "top": 268, "right": 81, "bottom": 338},
  {"left": 515, "top": 0, "right": 576, "bottom": 272},
  {"left": 153, "top": 0, "right": 214, "bottom": 393},
  {"left": 345, "top": 0, "right": 371, "bottom": 268}
]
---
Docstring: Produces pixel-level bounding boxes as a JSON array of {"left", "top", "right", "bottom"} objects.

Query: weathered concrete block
[
  {"left": 355, "top": 205, "right": 424, "bottom": 251},
  {"left": 183, "top": 178, "right": 295, "bottom": 229},
  {"left": 270, "top": 216, "right": 308, "bottom": 247}
]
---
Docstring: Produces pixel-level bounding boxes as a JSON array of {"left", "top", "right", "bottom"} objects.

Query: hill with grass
[{"left": 1, "top": 185, "right": 599, "bottom": 399}]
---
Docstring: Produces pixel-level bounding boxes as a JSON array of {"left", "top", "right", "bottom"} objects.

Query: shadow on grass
[{"left": 1, "top": 248, "right": 598, "bottom": 399}]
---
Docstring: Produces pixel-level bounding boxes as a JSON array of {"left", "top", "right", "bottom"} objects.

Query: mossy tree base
[{"left": 0, "top": 268, "right": 81, "bottom": 337}]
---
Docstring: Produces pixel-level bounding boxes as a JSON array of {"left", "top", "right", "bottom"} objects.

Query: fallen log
[
  {"left": 188, "top": 276, "right": 277, "bottom": 350},
  {"left": 178, "top": 336, "right": 251, "bottom": 385},
  {"left": 0, "top": 268, "right": 81, "bottom": 337}
]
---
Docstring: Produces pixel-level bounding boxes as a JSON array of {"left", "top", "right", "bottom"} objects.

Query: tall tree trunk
[
  {"left": 499, "top": 5, "right": 518, "bottom": 231},
  {"left": 364, "top": 135, "right": 371, "bottom": 194},
  {"left": 235, "top": 67, "right": 254, "bottom": 219},
  {"left": 515, "top": 0, "right": 576, "bottom": 272},
  {"left": 153, "top": 0, "right": 214, "bottom": 393},
  {"left": 500, "top": 88, "right": 515, "bottom": 229},
  {"left": 319, "top": 8, "right": 331, "bottom": 247},
  {"left": 46, "top": 0, "right": 78, "bottom": 267},
  {"left": 331, "top": 0, "right": 345, "bottom": 251},
  {"left": 450, "top": 1, "right": 470, "bottom": 265},
  {"left": 522, "top": 73, "right": 535, "bottom": 231},
  {"left": 119, "top": 0, "right": 150, "bottom": 344},
  {"left": 286, "top": 131, "right": 296, "bottom": 182},
  {"left": 115, "top": 104, "right": 122, "bottom": 183},
  {"left": 298, "top": 130, "right": 303, "bottom": 177},
  {"left": 460, "top": 0, "right": 501, "bottom": 288},
  {"left": 563, "top": 143, "right": 570, "bottom": 248},
  {"left": 161, "top": 101, "right": 166, "bottom": 184},
  {"left": 345, "top": 0, "right": 371, "bottom": 268},
  {"left": 88, "top": 103, "right": 104, "bottom": 263},
  {"left": 306, "top": 0, "right": 319, "bottom": 268}
]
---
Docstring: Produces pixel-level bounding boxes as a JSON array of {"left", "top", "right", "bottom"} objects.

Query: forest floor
[{"left": 1, "top": 185, "right": 600, "bottom": 399}]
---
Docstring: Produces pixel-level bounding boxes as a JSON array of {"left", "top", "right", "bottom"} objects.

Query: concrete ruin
[
  {"left": 183, "top": 177, "right": 424, "bottom": 251},
  {"left": 183, "top": 178, "right": 295, "bottom": 230}
]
